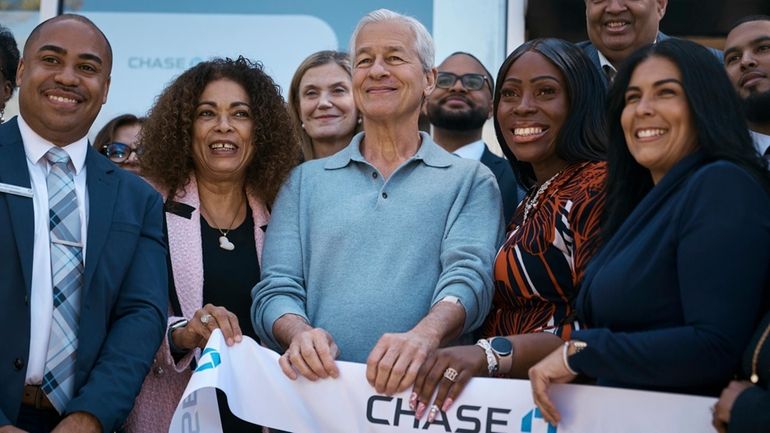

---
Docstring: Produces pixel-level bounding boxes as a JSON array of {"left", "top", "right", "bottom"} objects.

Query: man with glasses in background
[{"left": 426, "top": 52, "right": 522, "bottom": 223}]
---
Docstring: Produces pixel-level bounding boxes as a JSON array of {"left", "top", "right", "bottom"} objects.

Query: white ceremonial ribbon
[{"left": 169, "top": 330, "right": 716, "bottom": 433}]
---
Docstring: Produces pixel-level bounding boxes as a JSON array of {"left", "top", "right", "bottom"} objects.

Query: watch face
[{"left": 490, "top": 337, "right": 513, "bottom": 356}]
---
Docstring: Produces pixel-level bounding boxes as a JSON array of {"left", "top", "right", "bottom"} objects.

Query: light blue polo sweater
[{"left": 251, "top": 132, "right": 504, "bottom": 363}]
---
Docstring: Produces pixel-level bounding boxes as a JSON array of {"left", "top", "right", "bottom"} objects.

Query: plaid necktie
[{"left": 41, "top": 147, "right": 83, "bottom": 413}]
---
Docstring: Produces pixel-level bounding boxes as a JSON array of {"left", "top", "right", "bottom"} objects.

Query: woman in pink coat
[{"left": 124, "top": 57, "right": 298, "bottom": 433}]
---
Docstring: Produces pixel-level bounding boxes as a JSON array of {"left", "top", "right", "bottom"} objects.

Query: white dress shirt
[
  {"left": 597, "top": 50, "right": 617, "bottom": 78},
  {"left": 597, "top": 33, "right": 659, "bottom": 80},
  {"left": 751, "top": 130, "right": 770, "bottom": 157},
  {"left": 451, "top": 139, "right": 485, "bottom": 161},
  {"left": 19, "top": 115, "right": 90, "bottom": 384}
]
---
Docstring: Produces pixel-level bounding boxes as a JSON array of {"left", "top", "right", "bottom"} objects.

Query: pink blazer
[{"left": 123, "top": 175, "right": 268, "bottom": 433}]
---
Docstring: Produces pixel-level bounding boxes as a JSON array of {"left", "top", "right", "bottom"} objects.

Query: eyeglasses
[
  {"left": 436, "top": 72, "right": 490, "bottom": 91},
  {"left": 102, "top": 142, "right": 142, "bottom": 163}
]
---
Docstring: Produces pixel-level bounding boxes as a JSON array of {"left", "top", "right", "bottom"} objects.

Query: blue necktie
[{"left": 41, "top": 147, "right": 83, "bottom": 413}]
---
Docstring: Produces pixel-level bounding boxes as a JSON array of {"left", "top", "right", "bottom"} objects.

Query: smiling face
[
  {"left": 621, "top": 55, "right": 697, "bottom": 183},
  {"left": 585, "top": 0, "right": 667, "bottom": 65},
  {"left": 426, "top": 53, "right": 492, "bottom": 131},
  {"left": 17, "top": 18, "right": 111, "bottom": 146},
  {"left": 496, "top": 51, "right": 568, "bottom": 175},
  {"left": 191, "top": 78, "right": 255, "bottom": 183},
  {"left": 352, "top": 20, "right": 435, "bottom": 123},
  {"left": 724, "top": 20, "right": 770, "bottom": 100},
  {"left": 298, "top": 62, "right": 358, "bottom": 144}
]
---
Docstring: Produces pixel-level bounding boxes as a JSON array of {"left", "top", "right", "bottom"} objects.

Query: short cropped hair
[{"left": 349, "top": 8, "right": 434, "bottom": 72}]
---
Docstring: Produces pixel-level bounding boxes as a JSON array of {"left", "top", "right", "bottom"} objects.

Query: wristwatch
[
  {"left": 489, "top": 337, "right": 514, "bottom": 375},
  {"left": 168, "top": 319, "right": 189, "bottom": 354}
]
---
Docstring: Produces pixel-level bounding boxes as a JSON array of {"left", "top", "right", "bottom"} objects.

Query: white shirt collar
[
  {"left": 451, "top": 139, "right": 485, "bottom": 161},
  {"left": 598, "top": 32, "right": 660, "bottom": 74},
  {"left": 19, "top": 114, "right": 89, "bottom": 174},
  {"left": 597, "top": 50, "right": 616, "bottom": 75},
  {"left": 751, "top": 130, "right": 770, "bottom": 156}
]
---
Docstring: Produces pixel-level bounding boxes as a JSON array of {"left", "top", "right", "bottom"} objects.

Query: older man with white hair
[{"left": 252, "top": 8, "right": 502, "bottom": 397}]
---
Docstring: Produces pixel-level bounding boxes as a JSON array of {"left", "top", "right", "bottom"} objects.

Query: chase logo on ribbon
[
  {"left": 195, "top": 348, "right": 221, "bottom": 372},
  {"left": 521, "top": 407, "right": 557, "bottom": 433}
]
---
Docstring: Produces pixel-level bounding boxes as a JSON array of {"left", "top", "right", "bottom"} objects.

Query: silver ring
[
  {"left": 200, "top": 314, "right": 213, "bottom": 325},
  {"left": 443, "top": 367, "right": 459, "bottom": 382}
]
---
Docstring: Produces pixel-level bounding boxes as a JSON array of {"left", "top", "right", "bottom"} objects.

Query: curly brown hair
[{"left": 140, "top": 56, "right": 299, "bottom": 205}]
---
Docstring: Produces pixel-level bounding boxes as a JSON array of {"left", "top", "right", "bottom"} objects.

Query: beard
[
  {"left": 743, "top": 89, "right": 770, "bottom": 124},
  {"left": 427, "top": 98, "right": 489, "bottom": 131}
]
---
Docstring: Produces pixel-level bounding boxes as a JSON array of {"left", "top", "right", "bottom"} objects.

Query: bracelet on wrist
[
  {"left": 561, "top": 340, "right": 586, "bottom": 376},
  {"left": 475, "top": 339, "right": 498, "bottom": 376},
  {"left": 168, "top": 319, "right": 190, "bottom": 355}
]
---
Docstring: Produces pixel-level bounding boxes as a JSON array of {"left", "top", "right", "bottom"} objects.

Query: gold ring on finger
[{"left": 443, "top": 367, "right": 459, "bottom": 382}]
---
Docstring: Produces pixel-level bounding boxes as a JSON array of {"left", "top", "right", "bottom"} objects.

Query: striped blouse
[{"left": 482, "top": 161, "right": 607, "bottom": 340}]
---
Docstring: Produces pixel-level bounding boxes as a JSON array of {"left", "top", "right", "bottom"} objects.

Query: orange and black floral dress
[{"left": 482, "top": 161, "right": 607, "bottom": 340}]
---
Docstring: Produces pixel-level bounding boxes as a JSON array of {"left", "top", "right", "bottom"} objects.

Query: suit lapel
[
  {"left": 82, "top": 147, "right": 118, "bottom": 299},
  {"left": 480, "top": 146, "right": 501, "bottom": 174},
  {"left": 0, "top": 118, "right": 34, "bottom": 298}
]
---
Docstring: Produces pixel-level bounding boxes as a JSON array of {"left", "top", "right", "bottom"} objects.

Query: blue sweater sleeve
[
  {"left": 251, "top": 166, "right": 309, "bottom": 351},
  {"left": 432, "top": 163, "right": 504, "bottom": 333},
  {"left": 570, "top": 163, "right": 770, "bottom": 389}
]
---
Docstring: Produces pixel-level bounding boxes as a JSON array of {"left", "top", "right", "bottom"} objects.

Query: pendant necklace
[
  {"left": 750, "top": 321, "right": 770, "bottom": 383},
  {"left": 520, "top": 168, "right": 566, "bottom": 227},
  {"left": 200, "top": 200, "right": 242, "bottom": 251}
]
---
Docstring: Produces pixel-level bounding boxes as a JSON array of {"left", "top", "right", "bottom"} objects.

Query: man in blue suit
[
  {"left": 426, "top": 52, "right": 523, "bottom": 223},
  {"left": 0, "top": 14, "right": 167, "bottom": 433},
  {"left": 577, "top": 0, "right": 669, "bottom": 84}
]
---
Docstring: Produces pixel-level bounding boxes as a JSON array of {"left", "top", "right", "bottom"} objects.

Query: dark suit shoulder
[
  {"left": 480, "top": 146, "right": 522, "bottom": 223},
  {"left": 86, "top": 147, "right": 158, "bottom": 197}
]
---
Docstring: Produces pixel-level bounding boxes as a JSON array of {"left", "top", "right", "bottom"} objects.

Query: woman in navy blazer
[{"left": 529, "top": 39, "right": 770, "bottom": 427}]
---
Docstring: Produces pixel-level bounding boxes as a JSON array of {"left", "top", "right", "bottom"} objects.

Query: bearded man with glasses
[{"left": 426, "top": 52, "right": 523, "bottom": 222}]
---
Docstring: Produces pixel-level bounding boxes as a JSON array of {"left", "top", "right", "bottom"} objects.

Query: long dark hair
[
  {"left": 602, "top": 38, "right": 770, "bottom": 240},
  {"left": 493, "top": 38, "right": 607, "bottom": 190}
]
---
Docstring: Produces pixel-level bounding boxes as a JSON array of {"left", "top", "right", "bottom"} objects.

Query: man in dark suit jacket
[
  {"left": 578, "top": 0, "right": 721, "bottom": 85},
  {"left": 577, "top": 0, "right": 669, "bottom": 84},
  {"left": 426, "top": 52, "right": 523, "bottom": 223},
  {"left": 0, "top": 15, "right": 166, "bottom": 433}
]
